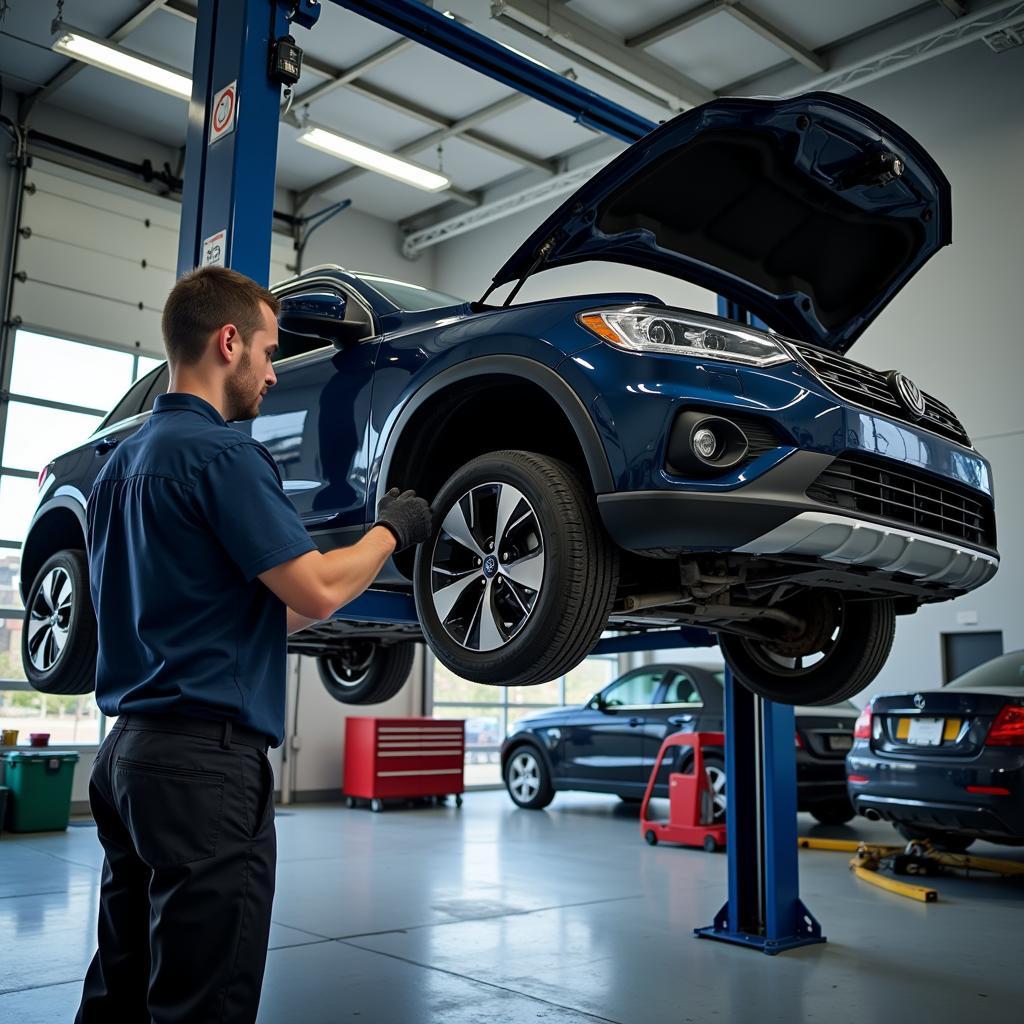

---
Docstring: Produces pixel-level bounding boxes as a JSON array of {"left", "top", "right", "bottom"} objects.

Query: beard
[{"left": 224, "top": 345, "right": 265, "bottom": 421}]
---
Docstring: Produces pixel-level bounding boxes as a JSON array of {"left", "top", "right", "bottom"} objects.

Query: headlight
[{"left": 577, "top": 306, "right": 792, "bottom": 367}]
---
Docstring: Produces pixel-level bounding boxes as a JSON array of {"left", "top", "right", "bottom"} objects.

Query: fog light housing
[{"left": 667, "top": 411, "right": 749, "bottom": 476}]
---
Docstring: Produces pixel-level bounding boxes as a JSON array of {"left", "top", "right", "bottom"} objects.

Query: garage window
[
  {"left": 0, "top": 328, "right": 161, "bottom": 745},
  {"left": 428, "top": 654, "right": 619, "bottom": 786}
]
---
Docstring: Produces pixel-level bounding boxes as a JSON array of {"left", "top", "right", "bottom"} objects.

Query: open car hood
[{"left": 490, "top": 93, "right": 950, "bottom": 353}]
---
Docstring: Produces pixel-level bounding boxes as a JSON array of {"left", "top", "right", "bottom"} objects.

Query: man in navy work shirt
[{"left": 76, "top": 267, "right": 432, "bottom": 1024}]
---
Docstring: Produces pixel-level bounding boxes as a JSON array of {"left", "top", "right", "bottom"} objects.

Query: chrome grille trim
[{"left": 788, "top": 341, "right": 972, "bottom": 446}]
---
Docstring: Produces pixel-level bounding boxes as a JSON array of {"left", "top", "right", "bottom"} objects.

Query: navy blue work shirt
[{"left": 86, "top": 392, "right": 317, "bottom": 747}]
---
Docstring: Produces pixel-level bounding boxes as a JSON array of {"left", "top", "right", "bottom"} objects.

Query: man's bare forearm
[{"left": 270, "top": 526, "right": 398, "bottom": 630}]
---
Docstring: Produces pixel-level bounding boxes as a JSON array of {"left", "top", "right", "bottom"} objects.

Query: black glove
[{"left": 374, "top": 487, "right": 433, "bottom": 552}]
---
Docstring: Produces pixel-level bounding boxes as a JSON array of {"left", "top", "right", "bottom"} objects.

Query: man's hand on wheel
[{"left": 374, "top": 487, "right": 433, "bottom": 552}]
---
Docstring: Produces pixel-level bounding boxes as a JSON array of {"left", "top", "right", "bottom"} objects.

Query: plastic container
[
  {"left": 0, "top": 786, "right": 8, "bottom": 837},
  {"left": 0, "top": 751, "right": 79, "bottom": 832},
  {"left": 29, "top": 733, "right": 51, "bottom": 747}
]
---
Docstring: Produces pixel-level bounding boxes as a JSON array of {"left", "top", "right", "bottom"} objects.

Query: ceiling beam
[
  {"left": 490, "top": 0, "right": 715, "bottom": 111},
  {"left": 295, "top": 90, "right": 536, "bottom": 208},
  {"left": 625, "top": 0, "right": 731, "bottom": 49},
  {"left": 725, "top": 4, "right": 827, "bottom": 72},
  {"left": 288, "top": 38, "right": 414, "bottom": 109},
  {"left": 936, "top": 0, "right": 968, "bottom": 16},
  {"left": 20, "top": 0, "right": 170, "bottom": 119},
  {"left": 627, "top": 1, "right": 826, "bottom": 74}
]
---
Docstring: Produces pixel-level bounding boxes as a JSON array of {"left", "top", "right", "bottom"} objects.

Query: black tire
[
  {"left": 503, "top": 744, "right": 554, "bottom": 809},
  {"left": 414, "top": 451, "right": 618, "bottom": 687},
  {"left": 22, "top": 549, "right": 97, "bottom": 695},
  {"left": 618, "top": 795, "right": 643, "bottom": 804},
  {"left": 316, "top": 641, "right": 415, "bottom": 704},
  {"left": 895, "top": 822, "right": 975, "bottom": 853},
  {"left": 645, "top": 830, "right": 658, "bottom": 846},
  {"left": 720, "top": 595, "right": 895, "bottom": 705},
  {"left": 810, "top": 802, "right": 856, "bottom": 825}
]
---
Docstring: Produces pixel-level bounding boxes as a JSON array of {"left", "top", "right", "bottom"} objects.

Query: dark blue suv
[{"left": 21, "top": 93, "right": 998, "bottom": 708}]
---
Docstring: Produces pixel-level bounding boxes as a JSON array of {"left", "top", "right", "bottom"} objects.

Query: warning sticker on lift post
[
  {"left": 209, "top": 81, "right": 237, "bottom": 144},
  {"left": 202, "top": 229, "right": 227, "bottom": 267}
]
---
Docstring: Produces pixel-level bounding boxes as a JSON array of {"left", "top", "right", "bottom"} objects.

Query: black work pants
[{"left": 75, "top": 714, "right": 277, "bottom": 1024}]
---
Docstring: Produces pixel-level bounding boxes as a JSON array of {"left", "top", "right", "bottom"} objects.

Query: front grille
[
  {"left": 789, "top": 341, "right": 971, "bottom": 446},
  {"left": 808, "top": 455, "right": 996, "bottom": 548}
]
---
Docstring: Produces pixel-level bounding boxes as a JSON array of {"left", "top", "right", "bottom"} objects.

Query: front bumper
[{"left": 598, "top": 450, "right": 998, "bottom": 594}]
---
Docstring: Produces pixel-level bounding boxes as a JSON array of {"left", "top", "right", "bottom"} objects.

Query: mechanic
[{"left": 75, "top": 266, "right": 432, "bottom": 1024}]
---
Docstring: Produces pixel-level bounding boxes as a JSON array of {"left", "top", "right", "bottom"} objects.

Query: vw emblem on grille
[
  {"left": 887, "top": 371, "right": 927, "bottom": 420},
  {"left": 913, "top": 693, "right": 926, "bottom": 709}
]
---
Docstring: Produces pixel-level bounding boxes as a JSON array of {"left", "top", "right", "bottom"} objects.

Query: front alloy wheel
[{"left": 414, "top": 450, "right": 618, "bottom": 687}]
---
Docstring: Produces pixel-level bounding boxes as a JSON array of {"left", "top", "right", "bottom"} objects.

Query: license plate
[
  {"left": 827, "top": 734, "right": 853, "bottom": 752},
  {"left": 906, "top": 717, "right": 945, "bottom": 746}
]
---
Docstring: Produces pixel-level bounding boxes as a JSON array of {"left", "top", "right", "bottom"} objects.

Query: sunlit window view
[
  {"left": 1, "top": 329, "right": 161, "bottom": 747},
  {"left": 429, "top": 655, "right": 619, "bottom": 786}
]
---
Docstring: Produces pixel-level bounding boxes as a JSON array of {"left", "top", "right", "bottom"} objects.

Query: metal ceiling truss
[{"left": 783, "top": 0, "right": 1024, "bottom": 96}]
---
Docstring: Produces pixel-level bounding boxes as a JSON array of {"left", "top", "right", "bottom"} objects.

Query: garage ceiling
[{"left": 0, "top": 0, "right": 1016, "bottom": 228}]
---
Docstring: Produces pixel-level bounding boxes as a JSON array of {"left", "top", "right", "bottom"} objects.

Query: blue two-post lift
[{"left": 177, "top": 0, "right": 824, "bottom": 956}]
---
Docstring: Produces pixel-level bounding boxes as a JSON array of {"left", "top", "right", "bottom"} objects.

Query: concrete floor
[{"left": 1, "top": 790, "right": 1022, "bottom": 1023}]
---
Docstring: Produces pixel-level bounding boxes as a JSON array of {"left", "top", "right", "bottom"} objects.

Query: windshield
[
  {"left": 356, "top": 274, "right": 465, "bottom": 311},
  {"left": 947, "top": 650, "right": 1024, "bottom": 689}
]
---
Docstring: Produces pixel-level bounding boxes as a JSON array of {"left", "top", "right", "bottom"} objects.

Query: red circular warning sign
[{"left": 213, "top": 86, "right": 235, "bottom": 135}]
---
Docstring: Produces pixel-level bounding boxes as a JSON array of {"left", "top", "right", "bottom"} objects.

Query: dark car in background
[
  {"left": 501, "top": 663, "right": 858, "bottom": 823},
  {"left": 847, "top": 650, "right": 1024, "bottom": 850}
]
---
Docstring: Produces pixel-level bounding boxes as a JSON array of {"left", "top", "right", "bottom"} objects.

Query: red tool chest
[{"left": 343, "top": 717, "right": 465, "bottom": 811}]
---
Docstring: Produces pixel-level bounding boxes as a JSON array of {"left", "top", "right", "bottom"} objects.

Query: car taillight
[
  {"left": 985, "top": 703, "right": 1024, "bottom": 747},
  {"left": 853, "top": 705, "right": 872, "bottom": 740},
  {"left": 794, "top": 730, "right": 804, "bottom": 749},
  {"left": 37, "top": 463, "right": 52, "bottom": 490},
  {"left": 847, "top": 774, "right": 869, "bottom": 784}
]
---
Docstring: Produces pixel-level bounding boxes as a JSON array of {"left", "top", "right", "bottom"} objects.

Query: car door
[
  {"left": 559, "top": 668, "right": 667, "bottom": 791},
  {"left": 249, "top": 283, "right": 378, "bottom": 543},
  {"left": 643, "top": 670, "right": 707, "bottom": 796}
]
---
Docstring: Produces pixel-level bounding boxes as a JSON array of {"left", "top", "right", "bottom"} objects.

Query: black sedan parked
[
  {"left": 847, "top": 650, "right": 1024, "bottom": 850},
  {"left": 501, "top": 664, "right": 858, "bottom": 823}
]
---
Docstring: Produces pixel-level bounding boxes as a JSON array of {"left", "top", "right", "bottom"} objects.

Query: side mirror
[
  {"left": 589, "top": 693, "right": 607, "bottom": 712},
  {"left": 278, "top": 309, "right": 370, "bottom": 348}
]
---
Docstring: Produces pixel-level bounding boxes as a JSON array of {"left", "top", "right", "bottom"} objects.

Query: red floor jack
[{"left": 640, "top": 732, "right": 727, "bottom": 852}]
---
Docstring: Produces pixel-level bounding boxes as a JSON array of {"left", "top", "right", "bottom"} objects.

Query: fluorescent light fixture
[
  {"left": 297, "top": 127, "right": 450, "bottom": 193},
  {"left": 52, "top": 23, "right": 192, "bottom": 100}
]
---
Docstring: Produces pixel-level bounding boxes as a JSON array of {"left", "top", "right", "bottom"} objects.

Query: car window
[
  {"left": 947, "top": 650, "right": 1024, "bottom": 689},
  {"left": 600, "top": 670, "right": 664, "bottom": 708},
  {"left": 140, "top": 364, "right": 169, "bottom": 412},
  {"left": 98, "top": 365, "right": 163, "bottom": 428},
  {"left": 660, "top": 671, "right": 701, "bottom": 704},
  {"left": 356, "top": 274, "right": 465, "bottom": 311}
]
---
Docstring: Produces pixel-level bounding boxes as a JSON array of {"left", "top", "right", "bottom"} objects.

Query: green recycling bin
[{"left": 1, "top": 751, "right": 80, "bottom": 833}]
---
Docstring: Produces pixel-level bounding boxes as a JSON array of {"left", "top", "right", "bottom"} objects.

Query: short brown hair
[{"left": 161, "top": 266, "right": 280, "bottom": 366}]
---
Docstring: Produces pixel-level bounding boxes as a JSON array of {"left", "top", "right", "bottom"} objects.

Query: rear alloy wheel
[
  {"left": 414, "top": 451, "right": 618, "bottom": 687},
  {"left": 895, "top": 823, "right": 975, "bottom": 853},
  {"left": 504, "top": 746, "right": 554, "bottom": 810},
  {"left": 316, "top": 640, "right": 415, "bottom": 704},
  {"left": 720, "top": 594, "right": 895, "bottom": 705},
  {"left": 22, "top": 549, "right": 97, "bottom": 695}
]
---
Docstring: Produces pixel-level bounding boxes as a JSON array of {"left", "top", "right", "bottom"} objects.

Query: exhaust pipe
[{"left": 862, "top": 808, "right": 882, "bottom": 821}]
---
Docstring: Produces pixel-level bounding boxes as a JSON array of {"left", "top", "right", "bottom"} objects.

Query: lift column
[{"left": 177, "top": 0, "right": 319, "bottom": 282}]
